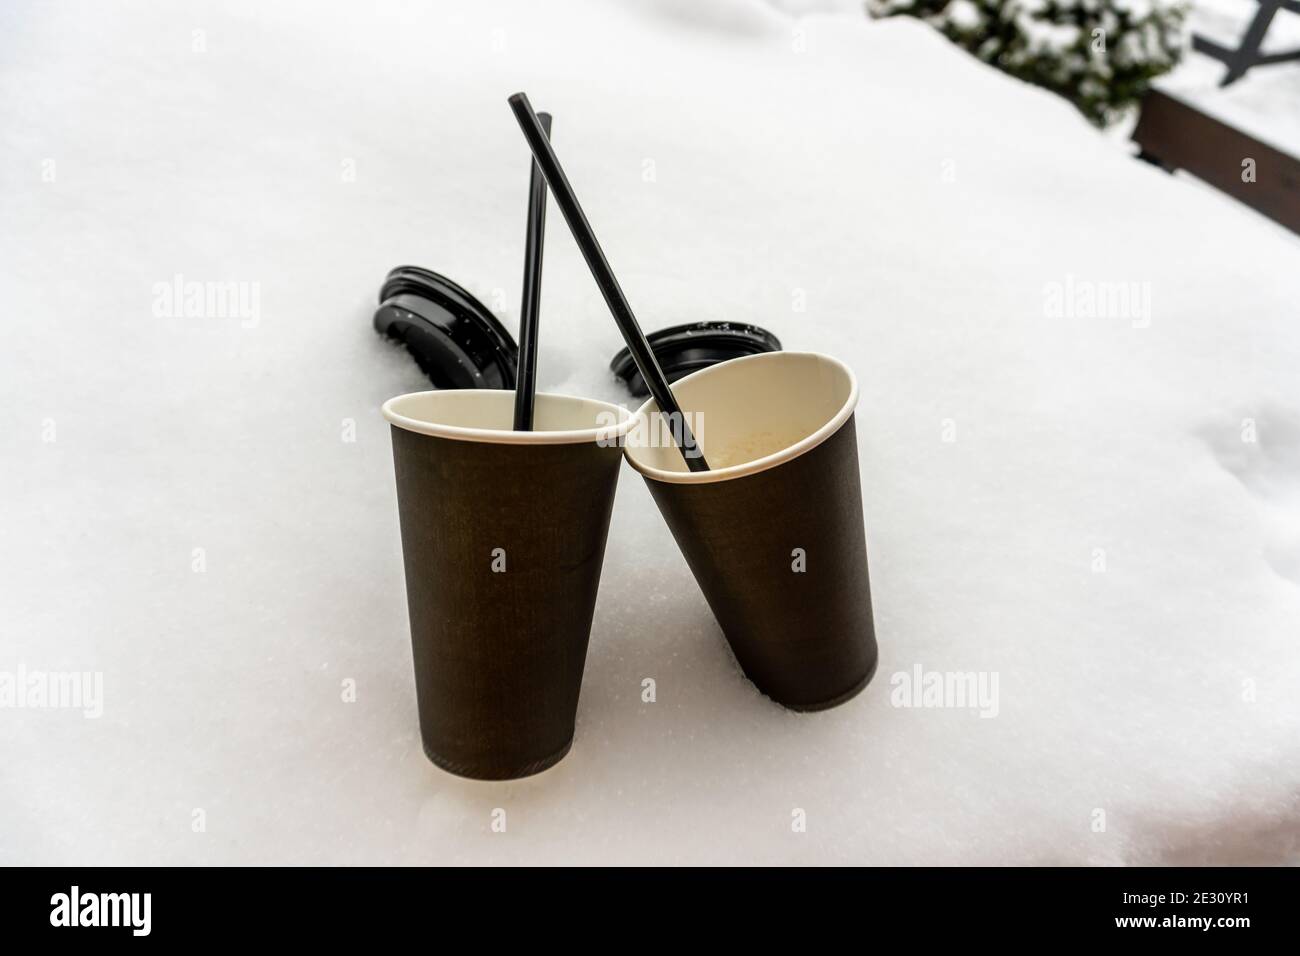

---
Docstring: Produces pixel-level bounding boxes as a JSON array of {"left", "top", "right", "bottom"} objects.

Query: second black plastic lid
[{"left": 610, "top": 321, "right": 782, "bottom": 397}]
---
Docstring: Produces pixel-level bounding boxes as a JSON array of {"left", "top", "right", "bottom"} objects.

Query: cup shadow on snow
[
  {"left": 1069, "top": 794, "right": 1300, "bottom": 866},
  {"left": 1150, "top": 801, "right": 1300, "bottom": 865}
]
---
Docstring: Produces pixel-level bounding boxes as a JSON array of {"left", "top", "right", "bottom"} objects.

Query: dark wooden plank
[{"left": 1131, "top": 89, "right": 1300, "bottom": 235}]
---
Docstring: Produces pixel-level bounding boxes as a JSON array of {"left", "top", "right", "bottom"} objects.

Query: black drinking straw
[
  {"left": 513, "top": 111, "right": 552, "bottom": 431},
  {"left": 507, "top": 92, "right": 708, "bottom": 472}
]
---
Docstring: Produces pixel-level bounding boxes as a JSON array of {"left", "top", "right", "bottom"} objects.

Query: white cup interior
[
  {"left": 623, "top": 351, "right": 858, "bottom": 483},
  {"left": 382, "top": 390, "right": 633, "bottom": 445}
]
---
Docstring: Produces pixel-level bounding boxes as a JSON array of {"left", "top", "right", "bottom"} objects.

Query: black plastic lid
[
  {"left": 374, "top": 266, "right": 518, "bottom": 390},
  {"left": 610, "top": 321, "right": 782, "bottom": 397}
]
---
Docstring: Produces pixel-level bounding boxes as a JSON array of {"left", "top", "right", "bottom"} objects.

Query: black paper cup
[
  {"left": 624, "top": 351, "right": 878, "bottom": 711},
  {"left": 383, "top": 389, "right": 633, "bottom": 779}
]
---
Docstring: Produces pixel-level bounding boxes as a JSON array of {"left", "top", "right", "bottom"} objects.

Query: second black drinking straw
[{"left": 507, "top": 92, "right": 708, "bottom": 472}]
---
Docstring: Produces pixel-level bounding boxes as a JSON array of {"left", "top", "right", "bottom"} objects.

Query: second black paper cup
[
  {"left": 383, "top": 389, "right": 633, "bottom": 779},
  {"left": 624, "top": 351, "right": 878, "bottom": 711}
]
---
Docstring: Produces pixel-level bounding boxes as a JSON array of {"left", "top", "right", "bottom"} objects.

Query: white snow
[
  {"left": 1, "top": 0, "right": 1298, "bottom": 865},
  {"left": 946, "top": 0, "right": 986, "bottom": 32},
  {"left": 1015, "top": 13, "right": 1085, "bottom": 55}
]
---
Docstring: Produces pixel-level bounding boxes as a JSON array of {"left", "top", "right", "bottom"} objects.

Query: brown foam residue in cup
[{"left": 705, "top": 430, "right": 808, "bottom": 469}]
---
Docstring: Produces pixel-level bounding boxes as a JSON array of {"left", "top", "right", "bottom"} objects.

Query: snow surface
[{"left": 1, "top": 0, "right": 1298, "bottom": 865}]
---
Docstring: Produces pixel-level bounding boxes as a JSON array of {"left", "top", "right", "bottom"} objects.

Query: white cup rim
[
  {"left": 624, "top": 351, "right": 860, "bottom": 484},
  {"left": 382, "top": 389, "right": 635, "bottom": 446}
]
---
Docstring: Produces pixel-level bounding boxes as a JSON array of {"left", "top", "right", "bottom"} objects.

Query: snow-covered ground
[
  {"left": 1160, "top": 0, "right": 1300, "bottom": 156},
  {"left": 2, "top": 0, "right": 1298, "bottom": 865}
]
